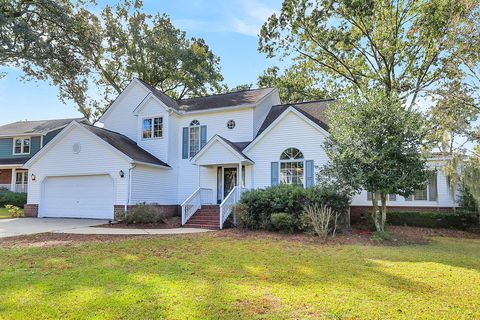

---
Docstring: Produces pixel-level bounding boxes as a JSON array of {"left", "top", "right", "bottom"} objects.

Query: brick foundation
[
  {"left": 350, "top": 205, "right": 455, "bottom": 224},
  {"left": 113, "top": 204, "right": 181, "bottom": 221},
  {"left": 24, "top": 204, "right": 39, "bottom": 217}
]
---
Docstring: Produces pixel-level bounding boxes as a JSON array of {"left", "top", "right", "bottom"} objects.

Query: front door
[{"left": 223, "top": 168, "right": 237, "bottom": 198}]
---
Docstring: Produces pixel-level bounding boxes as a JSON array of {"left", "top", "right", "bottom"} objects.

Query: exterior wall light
[
  {"left": 119, "top": 170, "right": 125, "bottom": 178},
  {"left": 31, "top": 174, "right": 36, "bottom": 181}
]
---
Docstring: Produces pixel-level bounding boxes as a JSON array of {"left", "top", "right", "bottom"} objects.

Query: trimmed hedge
[
  {"left": 236, "top": 185, "right": 350, "bottom": 231},
  {"left": 0, "top": 189, "right": 27, "bottom": 208},
  {"left": 388, "top": 211, "right": 477, "bottom": 230}
]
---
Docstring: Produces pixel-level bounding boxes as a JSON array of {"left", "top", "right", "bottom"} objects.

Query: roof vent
[{"left": 73, "top": 143, "right": 81, "bottom": 154}]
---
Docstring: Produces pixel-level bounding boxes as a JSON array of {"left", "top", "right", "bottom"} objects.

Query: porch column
[
  {"left": 238, "top": 162, "right": 243, "bottom": 188},
  {"left": 10, "top": 168, "right": 16, "bottom": 192}
]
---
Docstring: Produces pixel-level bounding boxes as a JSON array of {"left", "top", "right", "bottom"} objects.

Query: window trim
[
  {"left": 15, "top": 170, "right": 28, "bottom": 185},
  {"left": 12, "top": 137, "right": 31, "bottom": 155},
  {"left": 279, "top": 148, "right": 305, "bottom": 187},
  {"left": 141, "top": 116, "right": 163, "bottom": 140},
  {"left": 188, "top": 120, "right": 201, "bottom": 158}
]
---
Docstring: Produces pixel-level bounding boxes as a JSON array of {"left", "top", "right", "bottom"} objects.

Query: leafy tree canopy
[
  {"left": 259, "top": 0, "right": 479, "bottom": 108},
  {"left": 321, "top": 91, "right": 428, "bottom": 231},
  {"left": 0, "top": 0, "right": 224, "bottom": 121}
]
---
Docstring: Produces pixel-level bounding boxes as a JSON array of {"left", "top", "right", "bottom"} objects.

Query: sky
[{"left": 0, "top": 0, "right": 282, "bottom": 125}]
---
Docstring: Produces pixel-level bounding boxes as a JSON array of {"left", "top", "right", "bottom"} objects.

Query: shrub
[
  {"left": 271, "top": 212, "right": 296, "bottom": 233},
  {"left": 0, "top": 190, "right": 27, "bottom": 207},
  {"left": 388, "top": 211, "right": 477, "bottom": 230},
  {"left": 124, "top": 205, "right": 167, "bottom": 224},
  {"left": 5, "top": 205, "right": 23, "bottom": 218},
  {"left": 237, "top": 185, "right": 350, "bottom": 232},
  {"left": 301, "top": 204, "right": 340, "bottom": 238}
]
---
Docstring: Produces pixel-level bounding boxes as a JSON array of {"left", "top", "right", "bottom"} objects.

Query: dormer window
[
  {"left": 142, "top": 117, "right": 163, "bottom": 139},
  {"left": 13, "top": 137, "right": 31, "bottom": 155},
  {"left": 189, "top": 120, "right": 201, "bottom": 157}
]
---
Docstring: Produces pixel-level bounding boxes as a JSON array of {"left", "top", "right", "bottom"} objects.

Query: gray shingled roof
[
  {"left": 80, "top": 124, "right": 170, "bottom": 167},
  {"left": 255, "top": 100, "right": 334, "bottom": 138},
  {"left": 177, "top": 88, "right": 276, "bottom": 112},
  {"left": 0, "top": 118, "right": 85, "bottom": 136},
  {"left": 136, "top": 79, "right": 275, "bottom": 112},
  {"left": 0, "top": 158, "right": 30, "bottom": 165}
]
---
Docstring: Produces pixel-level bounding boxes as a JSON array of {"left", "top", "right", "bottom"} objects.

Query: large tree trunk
[
  {"left": 380, "top": 192, "right": 387, "bottom": 232},
  {"left": 371, "top": 192, "right": 382, "bottom": 232}
]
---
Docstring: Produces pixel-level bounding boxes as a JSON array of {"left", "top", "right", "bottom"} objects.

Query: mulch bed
[
  {"left": 0, "top": 225, "right": 478, "bottom": 249},
  {"left": 96, "top": 216, "right": 182, "bottom": 229}
]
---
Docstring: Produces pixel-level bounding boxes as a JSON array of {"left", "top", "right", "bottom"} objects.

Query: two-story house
[
  {"left": 23, "top": 79, "right": 457, "bottom": 227},
  {"left": 0, "top": 118, "right": 83, "bottom": 193}
]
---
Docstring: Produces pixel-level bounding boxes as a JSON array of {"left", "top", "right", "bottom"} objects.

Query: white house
[{"left": 23, "top": 79, "right": 457, "bottom": 228}]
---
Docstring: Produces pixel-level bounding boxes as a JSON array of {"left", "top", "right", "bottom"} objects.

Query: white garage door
[{"left": 40, "top": 175, "right": 114, "bottom": 219}]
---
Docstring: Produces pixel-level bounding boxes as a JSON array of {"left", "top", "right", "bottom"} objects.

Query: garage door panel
[{"left": 40, "top": 175, "right": 114, "bottom": 219}]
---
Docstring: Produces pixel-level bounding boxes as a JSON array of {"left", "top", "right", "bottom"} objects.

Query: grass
[
  {"left": 0, "top": 207, "right": 12, "bottom": 219},
  {"left": 0, "top": 233, "right": 479, "bottom": 319}
]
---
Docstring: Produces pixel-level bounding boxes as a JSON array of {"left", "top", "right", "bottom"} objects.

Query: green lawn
[
  {"left": 0, "top": 207, "right": 11, "bottom": 219},
  {"left": 0, "top": 233, "right": 479, "bottom": 319}
]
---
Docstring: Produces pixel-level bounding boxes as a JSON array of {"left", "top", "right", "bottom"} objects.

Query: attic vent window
[
  {"left": 227, "top": 120, "right": 236, "bottom": 129},
  {"left": 73, "top": 143, "right": 81, "bottom": 154},
  {"left": 190, "top": 120, "right": 200, "bottom": 126}
]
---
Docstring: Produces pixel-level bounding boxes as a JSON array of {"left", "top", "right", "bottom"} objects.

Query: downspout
[{"left": 125, "top": 163, "right": 136, "bottom": 218}]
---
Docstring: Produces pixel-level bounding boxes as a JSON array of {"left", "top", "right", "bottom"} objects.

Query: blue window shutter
[
  {"left": 200, "top": 125, "right": 207, "bottom": 148},
  {"left": 305, "top": 160, "right": 314, "bottom": 188},
  {"left": 271, "top": 162, "right": 279, "bottom": 186},
  {"left": 182, "top": 127, "right": 189, "bottom": 159}
]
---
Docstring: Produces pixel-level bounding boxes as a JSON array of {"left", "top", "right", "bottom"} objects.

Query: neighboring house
[
  {"left": 0, "top": 118, "right": 84, "bottom": 193},
  {"left": 23, "top": 79, "right": 457, "bottom": 227}
]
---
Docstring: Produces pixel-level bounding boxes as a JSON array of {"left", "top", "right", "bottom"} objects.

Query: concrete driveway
[{"left": 0, "top": 218, "right": 108, "bottom": 238}]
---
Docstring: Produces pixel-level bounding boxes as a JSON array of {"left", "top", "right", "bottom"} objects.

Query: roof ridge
[
  {"left": 178, "top": 87, "right": 276, "bottom": 102},
  {"left": 273, "top": 99, "right": 336, "bottom": 107},
  {"left": 5, "top": 117, "right": 85, "bottom": 125}
]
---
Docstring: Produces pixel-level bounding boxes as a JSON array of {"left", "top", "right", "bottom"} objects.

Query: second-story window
[
  {"left": 142, "top": 117, "right": 163, "bottom": 139},
  {"left": 189, "top": 120, "right": 200, "bottom": 157},
  {"left": 13, "top": 137, "right": 30, "bottom": 155}
]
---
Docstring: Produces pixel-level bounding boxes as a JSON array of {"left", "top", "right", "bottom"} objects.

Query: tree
[
  {"left": 259, "top": 0, "right": 478, "bottom": 108},
  {"left": 321, "top": 91, "right": 428, "bottom": 232},
  {"left": 1, "top": 0, "right": 224, "bottom": 121},
  {"left": 258, "top": 64, "right": 327, "bottom": 103}
]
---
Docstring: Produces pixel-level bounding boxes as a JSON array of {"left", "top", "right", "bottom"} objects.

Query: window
[
  {"left": 405, "top": 171, "right": 437, "bottom": 201},
  {"left": 367, "top": 192, "right": 396, "bottom": 201},
  {"left": 16, "top": 171, "right": 28, "bottom": 185},
  {"left": 13, "top": 137, "right": 30, "bottom": 155},
  {"left": 227, "top": 120, "right": 236, "bottom": 129},
  {"left": 279, "top": 148, "right": 304, "bottom": 187},
  {"left": 142, "top": 117, "right": 163, "bottom": 139},
  {"left": 189, "top": 120, "right": 200, "bottom": 157}
]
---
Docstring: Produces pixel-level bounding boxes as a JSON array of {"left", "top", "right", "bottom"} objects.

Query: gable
[
  {"left": 244, "top": 108, "right": 329, "bottom": 154},
  {"left": 25, "top": 125, "right": 130, "bottom": 171},
  {"left": 134, "top": 95, "right": 171, "bottom": 116},
  {"left": 193, "top": 139, "right": 242, "bottom": 165}
]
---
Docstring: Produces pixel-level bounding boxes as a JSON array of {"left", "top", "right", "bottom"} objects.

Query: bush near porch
[
  {"left": 0, "top": 189, "right": 27, "bottom": 208},
  {"left": 235, "top": 185, "right": 349, "bottom": 232}
]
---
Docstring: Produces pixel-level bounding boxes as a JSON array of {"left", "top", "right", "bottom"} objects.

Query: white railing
[
  {"left": 219, "top": 186, "right": 245, "bottom": 229},
  {"left": 181, "top": 188, "right": 213, "bottom": 225},
  {"left": 0, "top": 184, "right": 27, "bottom": 193}
]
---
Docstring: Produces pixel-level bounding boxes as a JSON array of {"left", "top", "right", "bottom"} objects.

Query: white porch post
[
  {"left": 10, "top": 168, "right": 16, "bottom": 192},
  {"left": 238, "top": 162, "right": 243, "bottom": 188}
]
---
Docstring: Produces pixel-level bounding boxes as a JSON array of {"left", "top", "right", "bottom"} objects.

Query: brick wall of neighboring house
[
  {"left": 0, "top": 169, "right": 12, "bottom": 185},
  {"left": 24, "top": 204, "right": 38, "bottom": 217},
  {"left": 114, "top": 204, "right": 181, "bottom": 221},
  {"left": 350, "top": 205, "right": 455, "bottom": 223}
]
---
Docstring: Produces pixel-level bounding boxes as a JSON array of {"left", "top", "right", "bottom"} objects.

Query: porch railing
[
  {"left": 219, "top": 186, "right": 245, "bottom": 229},
  {"left": 181, "top": 188, "right": 213, "bottom": 225},
  {"left": 0, "top": 184, "right": 27, "bottom": 193}
]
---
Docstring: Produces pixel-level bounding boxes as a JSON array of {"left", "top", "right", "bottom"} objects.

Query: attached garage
[{"left": 40, "top": 175, "right": 114, "bottom": 219}]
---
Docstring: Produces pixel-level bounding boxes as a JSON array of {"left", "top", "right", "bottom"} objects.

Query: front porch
[
  {"left": 0, "top": 167, "right": 28, "bottom": 193},
  {"left": 181, "top": 135, "right": 253, "bottom": 229}
]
